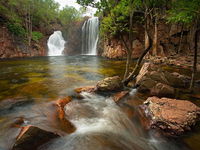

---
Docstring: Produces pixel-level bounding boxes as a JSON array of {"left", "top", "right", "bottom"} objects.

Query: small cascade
[
  {"left": 82, "top": 17, "right": 99, "bottom": 55},
  {"left": 47, "top": 31, "right": 66, "bottom": 56}
]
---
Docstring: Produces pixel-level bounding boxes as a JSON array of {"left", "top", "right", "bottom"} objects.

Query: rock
[
  {"left": 54, "top": 96, "right": 72, "bottom": 120},
  {"left": 140, "top": 97, "right": 200, "bottom": 136},
  {"left": 164, "top": 72, "right": 189, "bottom": 88},
  {"left": 136, "top": 62, "right": 190, "bottom": 97},
  {"left": 112, "top": 91, "right": 129, "bottom": 102},
  {"left": 74, "top": 86, "right": 96, "bottom": 93},
  {"left": 0, "top": 98, "right": 33, "bottom": 115},
  {"left": 55, "top": 96, "right": 72, "bottom": 109},
  {"left": 150, "top": 83, "right": 175, "bottom": 97},
  {"left": 136, "top": 63, "right": 154, "bottom": 84},
  {"left": 12, "top": 126, "right": 59, "bottom": 150},
  {"left": 102, "top": 38, "right": 144, "bottom": 59},
  {"left": 96, "top": 76, "right": 123, "bottom": 92},
  {"left": 137, "top": 78, "right": 157, "bottom": 93},
  {"left": 53, "top": 97, "right": 76, "bottom": 133}
]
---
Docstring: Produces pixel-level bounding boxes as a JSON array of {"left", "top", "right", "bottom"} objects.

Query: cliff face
[
  {"left": 100, "top": 21, "right": 200, "bottom": 59},
  {"left": 0, "top": 25, "right": 47, "bottom": 59},
  {"left": 63, "top": 18, "right": 88, "bottom": 55},
  {"left": 101, "top": 24, "right": 145, "bottom": 59}
]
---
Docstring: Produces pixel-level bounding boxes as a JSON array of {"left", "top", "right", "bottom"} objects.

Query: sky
[
  {"left": 54, "top": 0, "right": 97, "bottom": 16},
  {"left": 55, "top": 0, "right": 81, "bottom": 9}
]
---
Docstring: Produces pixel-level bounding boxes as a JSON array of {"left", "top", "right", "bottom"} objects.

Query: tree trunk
[
  {"left": 190, "top": 27, "right": 199, "bottom": 90},
  {"left": 152, "top": 15, "right": 158, "bottom": 56},
  {"left": 123, "top": 23, "right": 153, "bottom": 86},
  {"left": 178, "top": 23, "right": 184, "bottom": 54},
  {"left": 123, "top": 6, "right": 134, "bottom": 79}
]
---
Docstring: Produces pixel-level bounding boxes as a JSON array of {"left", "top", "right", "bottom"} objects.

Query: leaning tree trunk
[
  {"left": 190, "top": 27, "right": 199, "bottom": 90},
  {"left": 123, "top": 22, "right": 153, "bottom": 86}
]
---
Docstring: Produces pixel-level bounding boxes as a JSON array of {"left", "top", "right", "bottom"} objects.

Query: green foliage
[
  {"left": 100, "top": 0, "right": 130, "bottom": 37},
  {"left": 32, "top": 31, "right": 43, "bottom": 42},
  {"left": 59, "top": 6, "right": 81, "bottom": 27},
  {"left": 0, "top": 0, "right": 84, "bottom": 43},
  {"left": 167, "top": 0, "right": 200, "bottom": 24},
  {"left": 7, "top": 23, "right": 26, "bottom": 37}
]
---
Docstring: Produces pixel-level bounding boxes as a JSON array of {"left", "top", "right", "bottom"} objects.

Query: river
[{"left": 0, "top": 56, "right": 199, "bottom": 150}]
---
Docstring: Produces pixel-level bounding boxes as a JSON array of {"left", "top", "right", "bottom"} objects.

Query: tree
[{"left": 167, "top": 0, "right": 200, "bottom": 90}]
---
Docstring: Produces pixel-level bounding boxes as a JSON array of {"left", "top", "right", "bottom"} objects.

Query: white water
[
  {"left": 47, "top": 31, "right": 66, "bottom": 56},
  {"left": 39, "top": 92, "right": 155, "bottom": 150},
  {"left": 82, "top": 17, "right": 99, "bottom": 55}
]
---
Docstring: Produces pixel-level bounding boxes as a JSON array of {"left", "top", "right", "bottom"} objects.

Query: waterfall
[
  {"left": 47, "top": 31, "right": 66, "bottom": 56},
  {"left": 82, "top": 17, "right": 99, "bottom": 55}
]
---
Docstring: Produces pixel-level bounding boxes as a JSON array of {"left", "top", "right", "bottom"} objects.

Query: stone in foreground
[
  {"left": 12, "top": 126, "right": 59, "bottom": 150},
  {"left": 140, "top": 97, "right": 200, "bottom": 136},
  {"left": 96, "top": 76, "right": 123, "bottom": 92}
]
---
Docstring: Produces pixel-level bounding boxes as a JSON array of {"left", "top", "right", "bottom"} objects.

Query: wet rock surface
[
  {"left": 112, "top": 91, "right": 129, "bottom": 102},
  {"left": 140, "top": 97, "right": 200, "bottom": 136},
  {"left": 74, "top": 86, "right": 96, "bottom": 94},
  {"left": 0, "top": 98, "right": 33, "bottom": 115},
  {"left": 12, "top": 126, "right": 60, "bottom": 150},
  {"left": 96, "top": 76, "right": 123, "bottom": 92}
]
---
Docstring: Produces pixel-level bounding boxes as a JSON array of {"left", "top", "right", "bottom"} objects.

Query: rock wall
[
  {"left": 101, "top": 21, "right": 200, "bottom": 59},
  {"left": 63, "top": 18, "right": 88, "bottom": 55},
  {"left": 0, "top": 26, "right": 47, "bottom": 59},
  {"left": 101, "top": 23, "right": 145, "bottom": 59}
]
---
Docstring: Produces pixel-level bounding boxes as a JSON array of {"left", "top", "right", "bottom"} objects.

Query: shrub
[
  {"left": 32, "top": 31, "right": 43, "bottom": 42},
  {"left": 7, "top": 23, "right": 26, "bottom": 37}
]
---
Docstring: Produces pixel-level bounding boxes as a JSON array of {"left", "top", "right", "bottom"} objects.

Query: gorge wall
[
  {"left": 0, "top": 25, "right": 47, "bottom": 58},
  {"left": 101, "top": 21, "right": 200, "bottom": 59}
]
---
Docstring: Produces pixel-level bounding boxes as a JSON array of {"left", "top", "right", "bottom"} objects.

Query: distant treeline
[{"left": 0, "top": 0, "right": 83, "bottom": 44}]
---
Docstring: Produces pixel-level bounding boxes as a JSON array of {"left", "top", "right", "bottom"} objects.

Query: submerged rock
[
  {"left": 0, "top": 98, "right": 33, "bottom": 115},
  {"left": 140, "top": 97, "right": 200, "bottom": 136},
  {"left": 12, "top": 126, "right": 59, "bottom": 150},
  {"left": 96, "top": 76, "right": 123, "bottom": 92}
]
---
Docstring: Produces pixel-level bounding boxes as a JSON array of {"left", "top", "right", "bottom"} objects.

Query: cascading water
[
  {"left": 39, "top": 92, "right": 155, "bottom": 150},
  {"left": 47, "top": 31, "right": 66, "bottom": 56},
  {"left": 82, "top": 17, "right": 99, "bottom": 55}
]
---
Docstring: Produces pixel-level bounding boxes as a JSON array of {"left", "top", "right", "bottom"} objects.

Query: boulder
[
  {"left": 140, "top": 97, "right": 200, "bottom": 136},
  {"left": 96, "top": 76, "right": 123, "bottom": 92},
  {"left": 74, "top": 86, "right": 96, "bottom": 93},
  {"left": 112, "top": 91, "right": 129, "bottom": 102},
  {"left": 136, "top": 62, "right": 190, "bottom": 97},
  {"left": 150, "top": 83, "right": 175, "bottom": 97},
  {"left": 164, "top": 72, "right": 189, "bottom": 88},
  {"left": 12, "top": 126, "right": 59, "bottom": 150}
]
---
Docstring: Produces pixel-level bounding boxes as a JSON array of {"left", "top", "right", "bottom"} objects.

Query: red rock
[
  {"left": 140, "top": 97, "right": 200, "bottom": 136},
  {"left": 55, "top": 96, "right": 72, "bottom": 108},
  {"left": 112, "top": 91, "right": 129, "bottom": 102},
  {"left": 74, "top": 86, "right": 96, "bottom": 93},
  {"left": 53, "top": 97, "right": 76, "bottom": 133}
]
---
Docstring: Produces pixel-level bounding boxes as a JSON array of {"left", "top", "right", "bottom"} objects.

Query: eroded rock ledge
[{"left": 140, "top": 96, "right": 200, "bottom": 136}]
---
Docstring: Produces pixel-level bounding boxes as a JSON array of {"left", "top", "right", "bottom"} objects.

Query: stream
[{"left": 0, "top": 56, "right": 199, "bottom": 150}]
